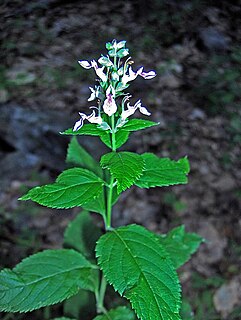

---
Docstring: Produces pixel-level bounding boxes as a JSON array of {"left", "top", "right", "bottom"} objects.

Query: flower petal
[
  {"left": 73, "top": 118, "right": 84, "bottom": 131},
  {"left": 103, "top": 95, "right": 117, "bottom": 116},
  {"left": 78, "top": 60, "right": 92, "bottom": 69},
  {"left": 140, "top": 70, "right": 156, "bottom": 79}
]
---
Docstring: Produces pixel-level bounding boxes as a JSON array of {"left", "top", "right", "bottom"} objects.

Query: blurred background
[{"left": 0, "top": 0, "right": 241, "bottom": 319}]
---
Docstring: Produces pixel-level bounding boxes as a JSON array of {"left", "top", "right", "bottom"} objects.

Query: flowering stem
[{"left": 111, "top": 115, "right": 116, "bottom": 152}]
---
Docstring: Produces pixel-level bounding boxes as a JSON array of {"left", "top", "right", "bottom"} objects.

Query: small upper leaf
[
  {"left": 100, "top": 152, "right": 145, "bottom": 193},
  {"left": 96, "top": 224, "right": 181, "bottom": 320},
  {"left": 64, "top": 210, "right": 102, "bottom": 260},
  {"left": 61, "top": 124, "right": 104, "bottom": 136},
  {"left": 135, "top": 153, "right": 190, "bottom": 188},
  {"left": 66, "top": 137, "right": 102, "bottom": 177},
  {"left": 122, "top": 118, "right": 159, "bottom": 132},
  {"left": 159, "top": 225, "right": 203, "bottom": 269},
  {"left": 20, "top": 168, "right": 104, "bottom": 209},
  {"left": 93, "top": 306, "right": 135, "bottom": 320},
  {"left": 100, "top": 130, "right": 129, "bottom": 149},
  {"left": 0, "top": 249, "right": 97, "bottom": 313}
]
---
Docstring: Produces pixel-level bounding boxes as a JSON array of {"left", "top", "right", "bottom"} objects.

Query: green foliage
[
  {"left": 61, "top": 124, "right": 103, "bottom": 136},
  {"left": 66, "top": 137, "right": 102, "bottom": 177},
  {"left": 64, "top": 210, "right": 102, "bottom": 260},
  {"left": 0, "top": 249, "right": 97, "bottom": 313},
  {"left": 122, "top": 118, "right": 159, "bottom": 132},
  {"left": 96, "top": 224, "right": 181, "bottom": 320},
  {"left": 64, "top": 290, "right": 96, "bottom": 319},
  {"left": 93, "top": 306, "right": 135, "bottom": 320},
  {"left": 20, "top": 168, "right": 104, "bottom": 209},
  {"left": 159, "top": 225, "right": 203, "bottom": 269},
  {"left": 52, "top": 318, "right": 76, "bottom": 320},
  {"left": 100, "top": 130, "right": 130, "bottom": 149},
  {"left": 101, "top": 152, "right": 145, "bottom": 193},
  {"left": 135, "top": 153, "right": 190, "bottom": 188}
]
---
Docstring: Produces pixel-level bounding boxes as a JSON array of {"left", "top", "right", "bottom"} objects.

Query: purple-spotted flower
[
  {"left": 102, "top": 86, "right": 117, "bottom": 116},
  {"left": 73, "top": 108, "right": 102, "bottom": 131}
]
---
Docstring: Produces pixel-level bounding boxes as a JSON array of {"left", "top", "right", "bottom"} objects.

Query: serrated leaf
[
  {"left": 66, "top": 137, "right": 102, "bottom": 177},
  {"left": 0, "top": 249, "right": 97, "bottom": 313},
  {"left": 93, "top": 306, "right": 135, "bottom": 320},
  {"left": 100, "top": 152, "right": 145, "bottom": 193},
  {"left": 20, "top": 168, "right": 104, "bottom": 209},
  {"left": 135, "top": 153, "right": 190, "bottom": 188},
  {"left": 64, "top": 210, "right": 102, "bottom": 260},
  {"left": 159, "top": 225, "right": 203, "bottom": 269},
  {"left": 100, "top": 130, "right": 129, "bottom": 149},
  {"left": 82, "top": 185, "right": 119, "bottom": 216},
  {"left": 122, "top": 119, "right": 159, "bottom": 132},
  {"left": 96, "top": 224, "right": 181, "bottom": 320},
  {"left": 61, "top": 124, "right": 104, "bottom": 136}
]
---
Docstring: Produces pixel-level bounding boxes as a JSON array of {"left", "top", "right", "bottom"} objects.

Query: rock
[
  {"left": 213, "top": 276, "right": 241, "bottom": 318},
  {"left": 0, "top": 89, "right": 9, "bottom": 103},
  {"left": 189, "top": 108, "right": 206, "bottom": 120},
  {"left": 210, "top": 174, "right": 236, "bottom": 193},
  {"left": 196, "top": 221, "right": 227, "bottom": 265},
  {"left": 199, "top": 27, "right": 230, "bottom": 51}
]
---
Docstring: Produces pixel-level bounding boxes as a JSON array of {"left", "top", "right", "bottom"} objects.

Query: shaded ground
[{"left": 0, "top": 0, "right": 241, "bottom": 319}]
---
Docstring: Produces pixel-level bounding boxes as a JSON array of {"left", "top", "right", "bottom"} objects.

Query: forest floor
[{"left": 0, "top": 0, "right": 241, "bottom": 319}]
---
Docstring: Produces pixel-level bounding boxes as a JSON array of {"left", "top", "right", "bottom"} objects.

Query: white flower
[
  {"left": 102, "top": 86, "right": 117, "bottom": 116},
  {"left": 91, "top": 60, "right": 108, "bottom": 82},
  {"left": 78, "top": 60, "right": 92, "bottom": 69},
  {"left": 122, "top": 66, "right": 143, "bottom": 85},
  {"left": 88, "top": 87, "right": 96, "bottom": 101},
  {"left": 73, "top": 109, "right": 103, "bottom": 131},
  {"left": 140, "top": 70, "right": 156, "bottom": 80},
  {"left": 121, "top": 99, "right": 151, "bottom": 121}
]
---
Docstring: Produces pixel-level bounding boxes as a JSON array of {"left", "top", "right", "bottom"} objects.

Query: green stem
[
  {"left": 106, "top": 175, "right": 114, "bottom": 229},
  {"left": 96, "top": 274, "right": 107, "bottom": 314},
  {"left": 111, "top": 115, "right": 116, "bottom": 152}
]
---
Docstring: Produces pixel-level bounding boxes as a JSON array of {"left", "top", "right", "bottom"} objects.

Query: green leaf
[
  {"left": 135, "top": 153, "right": 190, "bottom": 188},
  {"left": 64, "top": 210, "right": 102, "bottom": 260},
  {"left": 20, "top": 168, "right": 104, "bottom": 209},
  {"left": 82, "top": 185, "right": 119, "bottom": 216},
  {"left": 96, "top": 224, "right": 181, "bottom": 320},
  {"left": 100, "top": 130, "right": 129, "bottom": 149},
  {"left": 100, "top": 152, "right": 145, "bottom": 193},
  {"left": 52, "top": 318, "right": 76, "bottom": 320},
  {"left": 93, "top": 306, "right": 135, "bottom": 320},
  {"left": 159, "top": 225, "right": 203, "bottom": 269},
  {"left": 122, "top": 119, "right": 159, "bottom": 132},
  {"left": 64, "top": 290, "right": 96, "bottom": 319},
  {"left": 0, "top": 249, "right": 97, "bottom": 313},
  {"left": 61, "top": 124, "right": 104, "bottom": 136},
  {"left": 66, "top": 137, "right": 102, "bottom": 177}
]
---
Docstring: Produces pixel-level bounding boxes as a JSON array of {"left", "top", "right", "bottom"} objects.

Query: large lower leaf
[
  {"left": 64, "top": 210, "right": 102, "bottom": 260},
  {"left": 93, "top": 306, "right": 135, "bottom": 320},
  {"left": 66, "top": 137, "right": 102, "bottom": 177},
  {"left": 0, "top": 249, "right": 98, "bottom": 313},
  {"left": 159, "top": 225, "right": 203, "bottom": 269},
  {"left": 101, "top": 152, "right": 145, "bottom": 193},
  {"left": 20, "top": 168, "right": 104, "bottom": 209},
  {"left": 135, "top": 153, "right": 190, "bottom": 188},
  {"left": 122, "top": 118, "right": 159, "bottom": 132},
  {"left": 96, "top": 224, "right": 181, "bottom": 320}
]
